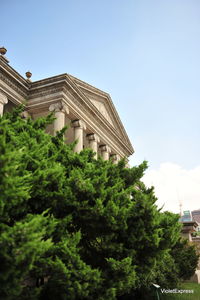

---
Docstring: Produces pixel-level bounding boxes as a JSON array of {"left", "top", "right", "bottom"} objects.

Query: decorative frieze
[{"left": 0, "top": 69, "right": 28, "bottom": 97}]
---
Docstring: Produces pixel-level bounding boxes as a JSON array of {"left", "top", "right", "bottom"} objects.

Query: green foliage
[
  {"left": 171, "top": 238, "right": 199, "bottom": 280},
  {"left": 0, "top": 107, "right": 198, "bottom": 300},
  {"left": 0, "top": 214, "right": 52, "bottom": 299}
]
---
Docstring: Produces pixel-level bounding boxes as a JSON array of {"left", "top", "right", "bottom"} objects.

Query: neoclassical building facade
[{"left": 0, "top": 49, "right": 134, "bottom": 161}]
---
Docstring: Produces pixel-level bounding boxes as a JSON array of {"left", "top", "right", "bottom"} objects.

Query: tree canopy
[{"left": 0, "top": 107, "right": 198, "bottom": 300}]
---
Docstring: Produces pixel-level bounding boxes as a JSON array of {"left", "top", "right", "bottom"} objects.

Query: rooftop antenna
[
  {"left": 176, "top": 187, "right": 182, "bottom": 216},
  {"left": 179, "top": 199, "right": 183, "bottom": 217}
]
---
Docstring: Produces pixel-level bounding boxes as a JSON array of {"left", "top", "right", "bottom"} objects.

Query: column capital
[
  {"left": 49, "top": 102, "right": 69, "bottom": 114},
  {"left": 0, "top": 91, "right": 8, "bottom": 105},
  {"left": 71, "top": 119, "right": 86, "bottom": 130},
  {"left": 99, "top": 144, "right": 111, "bottom": 153},
  {"left": 86, "top": 133, "right": 100, "bottom": 143}
]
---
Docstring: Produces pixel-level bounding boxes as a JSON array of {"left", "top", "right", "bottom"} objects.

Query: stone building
[{"left": 0, "top": 48, "right": 134, "bottom": 161}]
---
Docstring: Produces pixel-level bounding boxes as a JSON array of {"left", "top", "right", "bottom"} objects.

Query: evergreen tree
[{"left": 0, "top": 108, "right": 198, "bottom": 300}]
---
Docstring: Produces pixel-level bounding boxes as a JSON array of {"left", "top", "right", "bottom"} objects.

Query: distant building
[
  {"left": 181, "top": 220, "right": 198, "bottom": 241},
  {"left": 180, "top": 210, "right": 192, "bottom": 222},
  {"left": 180, "top": 210, "right": 200, "bottom": 237}
]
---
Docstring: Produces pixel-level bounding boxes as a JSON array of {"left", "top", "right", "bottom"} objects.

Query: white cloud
[{"left": 142, "top": 163, "right": 200, "bottom": 214}]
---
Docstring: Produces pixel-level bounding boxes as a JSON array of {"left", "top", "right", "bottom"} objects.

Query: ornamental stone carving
[
  {"left": 99, "top": 144, "right": 111, "bottom": 161},
  {"left": 71, "top": 119, "right": 86, "bottom": 130},
  {"left": 49, "top": 102, "right": 69, "bottom": 114},
  {"left": 87, "top": 133, "right": 100, "bottom": 142}
]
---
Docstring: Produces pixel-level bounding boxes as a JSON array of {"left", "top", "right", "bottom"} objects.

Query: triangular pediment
[
  {"left": 68, "top": 75, "right": 131, "bottom": 147},
  {"left": 87, "top": 98, "right": 114, "bottom": 126}
]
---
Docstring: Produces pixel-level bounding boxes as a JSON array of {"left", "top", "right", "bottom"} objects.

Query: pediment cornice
[
  {"left": 69, "top": 75, "right": 133, "bottom": 150},
  {"left": 64, "top": 75, "right": 134, "bottom": 155},
  {"left": 69, "top": 74, "right": 109, "bottom": 98}
]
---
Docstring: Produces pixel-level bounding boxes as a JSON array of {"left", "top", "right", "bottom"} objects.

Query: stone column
[
  {"left": 99, "top": 145, "right": 111, "bottom": 161},
  {"left": 49, "top": 102, "right": 69, "bottom": 135},
  {"left": 87, "top": 133, "right": 100, "bottom": 159},
  {"left": 72, "top": 120, "right": 86, "bottom": 153},
  {"left": 0, "top": 92, "right": 8, "bottom": 116}
]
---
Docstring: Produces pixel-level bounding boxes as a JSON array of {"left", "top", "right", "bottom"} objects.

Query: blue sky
[{"left": 2, "top": 0, "right": 200, "bottom": 211}]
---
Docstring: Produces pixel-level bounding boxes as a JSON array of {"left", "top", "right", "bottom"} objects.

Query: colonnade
[
  {"left": 0, "top": 93, "right": 120, "bottom": 162},
  {"left": 49, "top": 102, "right": 120, "bottom": 161}
]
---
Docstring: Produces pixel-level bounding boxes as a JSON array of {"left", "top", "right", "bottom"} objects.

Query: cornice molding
[
  {"left": 69, "top": 74, "right": 109, "bottom": 98},
  {"left": 0, "top": 69, "right": 28, "bottom": 98},
  {"left": 0, "top": 56, "right": 29, "bottom": 90}
]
